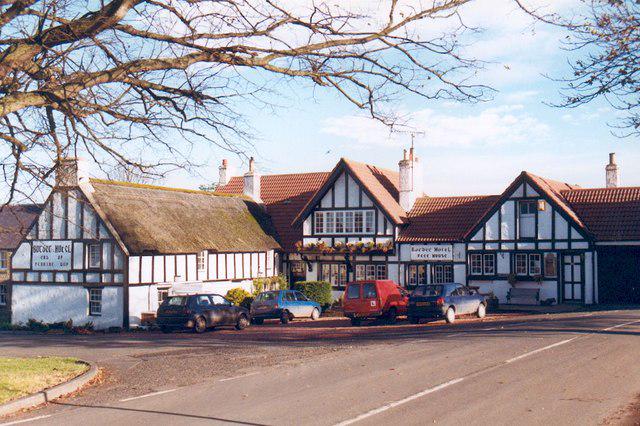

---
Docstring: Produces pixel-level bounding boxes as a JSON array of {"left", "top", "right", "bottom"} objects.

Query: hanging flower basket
[{"left": 294, "top": 240, "right": 394, "bottom": 255}]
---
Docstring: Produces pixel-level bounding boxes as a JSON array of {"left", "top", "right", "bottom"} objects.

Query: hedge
[{"left": 291, "top": 281, "right": 333, "bottom": 308}]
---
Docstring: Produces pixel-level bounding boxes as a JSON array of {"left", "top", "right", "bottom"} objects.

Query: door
[
  {"left": 210, "top": 294, "right": 235, "bottom": 324},
  {"left": 294, "top": 291, "right": 315, "bottom": 317},
  {"left": 195, "top": 295, "right": 218, "bottom": 325},
  {"left": 562, "top": 254, "right": 584, "bottom": 302},
  {"left": 282, "top": 291, "right": 302, "bottom": 317}
]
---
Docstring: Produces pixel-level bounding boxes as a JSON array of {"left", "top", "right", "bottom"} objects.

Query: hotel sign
[
  {"left": 32, "top": 241, "right": 72, "bottom": 271},
  {"left": 410, "top": 244, "right": 453, "bottom": 262}
]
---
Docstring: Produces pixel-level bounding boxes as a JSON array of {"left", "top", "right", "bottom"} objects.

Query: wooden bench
[{"left": 506, "top": 287, "right": 540, "bottom": 305}]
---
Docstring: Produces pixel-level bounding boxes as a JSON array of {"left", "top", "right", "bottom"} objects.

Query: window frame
[
  {"left": 0, "top": 250, "right": 9, "bottom": 271},
  {"left": 406, "top": 264, "right": 427, "bottom": 288},
  {"left": 197, "top": 251, "right": 207, "bottom": 272},
  {"left": 313, "top": 209, "right": 376, "bottom": 235},
  {"left": 431, "top": 264, "right": 453, "bottom": 284},
  {"left": 88, "top": 288, "right": 102, "bottom": 316},
  {"left": 157, "top": 287, "right": 170, "bottom": 306},
  {"left": 529, "top": 253, "right": 542, "bottom": 276},
  {"left": 470, "top": 254, "right": 483, "bottom": 276},
  {"left": 87, "top": 244, "right": 101, "bottom": 269},
  {"left": 469, "top": 253, "right": 496, "bottom": 277},
  {"left": 0, "top": 283, "right": 7, "bottom": 306},
  {"left": 514, "top": 253, "right": 546, "bottom": 278}
]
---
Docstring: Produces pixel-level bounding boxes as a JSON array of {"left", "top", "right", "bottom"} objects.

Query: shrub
[
  {"left": 240, "top": 296, "right": 254, "bottom": 310},
  {"left": 292, "top": 281, "right": 333, "bottom": 309},
  {"left": 226, "top": 287, "right": 252, "bottom": 306}
]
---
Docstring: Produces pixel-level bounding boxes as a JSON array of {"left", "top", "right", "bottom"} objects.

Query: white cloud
[{"left": 322, "top": 104, "right": 550, "bottom": 148}]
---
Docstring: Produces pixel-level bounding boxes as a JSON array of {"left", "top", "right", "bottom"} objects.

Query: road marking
[
  {"left": 119, "top": 388, "right": 177, "bottom": 402},
  {"left": 0, "top": 415, "right": 52, "bottom": 425},
  {"left": 334, "top": 378, "right": 465, "bottom": 426},
  {"left": 504, "top": 338, "right": 578, "bottom": 364},
  {"left": 602, "top": 319, "right": 640, "bottom": 331},
  {"left": 219, "top": 372, "right": 259, "bottom": 382}
]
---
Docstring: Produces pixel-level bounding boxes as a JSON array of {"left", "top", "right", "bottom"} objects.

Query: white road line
[
  {"left": 602, "top": 319, "right": 640, "bottom": 331},
  {"left": 119, "top": 388, "right": 177, "bottom": 402},
  {"left": 334, "top": 378, "right": 465, "bottom": 426},
  {"left": 504, "top": 338, "right": 578, "bottom": 364},
  {"left": 219, "top": 372, "right": 259, "bottom": 382},
  {"left": 0, "top": 415, "right": 52, "bottom": 426}
]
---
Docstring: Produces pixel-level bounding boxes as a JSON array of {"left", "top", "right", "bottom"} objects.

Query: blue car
[
  {"left": 407, "top": 283, "right": 487, "bottom": 324},
  {"left": 250, "top": 290, "right": 321, "bottom": 324}
]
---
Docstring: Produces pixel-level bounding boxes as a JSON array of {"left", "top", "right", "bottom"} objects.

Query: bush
[
  {"left": 240, "top": 296, "right": 254, "bottom": 310},
  {"left": 292, "top": 281, "right": 333, "bottom": 309},
  {"left": 226, "top": 287, "right": 252, "bottom": 306}
]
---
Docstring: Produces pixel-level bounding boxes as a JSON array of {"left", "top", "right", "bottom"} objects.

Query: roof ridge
[
  {"left": 89, "top": 178, "right": 247, "bottom": 199},
  {"left": 416, "top": 194, "right": 499, "bottom": 200},
  {"left": 342, "top": 158, "right": 399, "bottom": 176},
  {"left": 563, "top": 185, "right": 640, "bottom": 192}
]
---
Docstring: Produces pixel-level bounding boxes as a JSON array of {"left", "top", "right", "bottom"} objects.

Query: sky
[{"left": 129, "top": 0, "right": 640, "bottom": 196}]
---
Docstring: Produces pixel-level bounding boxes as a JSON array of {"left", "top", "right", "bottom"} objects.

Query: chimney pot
[
  {"left": 398, "top": 148, "right": 423, "bottom": 212},
  {"left": 606, "top": 152, "right": 619, "bottom": 188},
  {"left": 243, "top": 157, "right": 261, "bottom": 202},
  {"left": 218, "top": 158, "right": 229, "bottom": 186}
]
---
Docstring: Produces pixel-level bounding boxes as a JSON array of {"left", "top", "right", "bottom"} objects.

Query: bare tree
[
  {"left": 519, "top": 0, "right": 639, "bottom": 137},
  {"left": 0, "top": 0, "right": 491, "bottom": 203}
]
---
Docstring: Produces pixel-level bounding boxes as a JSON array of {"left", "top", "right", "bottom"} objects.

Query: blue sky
[{"left": 148, "top": 0, "right": 640, "bottom": 196}]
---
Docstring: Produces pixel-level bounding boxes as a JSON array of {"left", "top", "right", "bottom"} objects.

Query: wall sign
[
  {"left": 32, "top": 241, "right": 72, "bottom": 271},
  {"left": 410, "top": 244, "right": 453, "bottom": 261}
]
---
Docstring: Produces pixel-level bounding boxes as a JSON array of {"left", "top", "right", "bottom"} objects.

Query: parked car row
[{"left": 156, "top": 281, "right": 487, "bottom": 333}]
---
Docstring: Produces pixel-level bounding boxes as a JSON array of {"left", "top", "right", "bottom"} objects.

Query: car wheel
[
  {"left": 409, "top": 316, "right": 419, "bottom": 324},
  {"left": 310, "top": 308, "right": 320, "bottom": 320},
  {"left": 445, "top": 307, "right": 456, "bottom": 324},
  {"left": 160, "top": 325, "right": 172, "bottom": 334},
  {"left": 251, "top": 318, "right": 264, "bottom": 325},
  {"left": 350, "top": 317, "right": 361, "bottom": 326},
  {"left": 386, "top": 307, "right": 397, "bottom": 325},
  {"left": 477, "top": 303, "right": 487, "bottom": 319},
  {"left": 194, "top": 316, "right": 207, "bottom": 333},
  {"left": 280, "top": 311, "right": 291, "bottom": 324},
  {"left": 236, "top": 315, "right": 249, "bottom": 330}
]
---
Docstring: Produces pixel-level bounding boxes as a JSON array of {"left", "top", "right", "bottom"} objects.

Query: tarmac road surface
[{"left": 2, "top": 309, "right": 640, "bottom": 425}]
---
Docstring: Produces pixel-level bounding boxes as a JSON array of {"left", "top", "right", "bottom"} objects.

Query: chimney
[
  {"left": 55, "top": 158, "right": 88, "bottom": 187},
  {"left": 398, "top": 147, "right": 424, "bottom": 212},
  {"left": 243, "top": 157, "right": 262, "bottom": 203},
  {"left": 218, "top": 159, "right": 229, "bottom": 186},
  {"left": 606, "top": 152, "right": 619, "bottom": 188}
]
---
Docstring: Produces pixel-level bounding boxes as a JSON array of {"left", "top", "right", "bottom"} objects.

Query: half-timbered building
[{"left": 10, "top": 159, "right": 280, "bottom": 329}]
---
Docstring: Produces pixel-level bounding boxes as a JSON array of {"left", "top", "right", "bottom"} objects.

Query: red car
[{"left": 342, "top": 280, "right": 409, "bottom": 326}]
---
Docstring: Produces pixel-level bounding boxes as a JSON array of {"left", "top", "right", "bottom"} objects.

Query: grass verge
[{"left": 0, "top": 357, "right": 88, "bottom": 404}]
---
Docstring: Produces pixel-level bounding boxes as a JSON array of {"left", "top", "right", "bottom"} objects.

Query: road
[{"left": 2, "top": 310, "right": 640, "bottom": 425}]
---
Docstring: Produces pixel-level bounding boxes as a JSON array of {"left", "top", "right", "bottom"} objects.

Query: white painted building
[{"left": 10, "top": 159, "right": 281, "bottom": 329}]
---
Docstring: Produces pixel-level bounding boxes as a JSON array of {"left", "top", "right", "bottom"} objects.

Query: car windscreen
[
  {"left": 346, "top": 285, "right": 360, "bottom": 300},
  {"left": 411, "top": 285, "right": 427, "bottom": 296},
  {"left": 423, "top": 285, "right": 444, "bottom": 297},
  {"left": 167, "top": 296, "right": 187, "bottom": 306},
  {"left": 256, "top": 292, "right": 277, "bottom": 302}
]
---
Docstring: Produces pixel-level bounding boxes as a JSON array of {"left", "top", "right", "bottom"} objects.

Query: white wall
[{"left": 12, "top": 284, "right": 123, "bottom": 329}]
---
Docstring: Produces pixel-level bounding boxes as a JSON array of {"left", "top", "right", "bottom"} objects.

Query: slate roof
[
  {"left": 87, "top": 179, "right": 281, "bottom": 254},
  {"left": 0, "top": 204, "right": 40, "bottom": 250},
  {"left": 563, "top": 186, "right": 640, "bottom": 241},
  {"left": 398, "top": 195, "right": 499, "bottom": 242},
  {"left": 216, "top": 172, "right": 330, "bottom": 251}
]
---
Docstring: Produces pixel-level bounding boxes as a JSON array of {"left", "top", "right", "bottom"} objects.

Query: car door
[
  {"left": 465, "top": 288, "right": 481, "bottom": 314},
  {"left": 294, "top": 291, "right": 314, "bottom": 317},
  {"left": 195, "top": 295, "right": 218, "bottom": 325},
  {"left": 210, "top": 294, "right": 235, "bottom": 325},
  {"left": 448, "top": 286, "right": 465, "bottom": 314},
  {"left": 282, "top": 291, "right": 300, "bottom": 317}
]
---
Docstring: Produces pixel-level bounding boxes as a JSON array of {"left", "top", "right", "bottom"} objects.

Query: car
[
  {"left": 342, "top": 280, "right": 409, "bottom": 326},
  {"left": 407, "top": 283, "right": 487, "bottom": 324},
  {"left": 250, "top": 290, "right": 322, "bottom": 324},
  {"left": 156, "top": 293, "right": 250, "bottom": 333}
]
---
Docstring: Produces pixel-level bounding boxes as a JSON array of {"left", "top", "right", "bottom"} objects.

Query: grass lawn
[{"left": 0, "top": 357, "right": 88, "bottom": 404}]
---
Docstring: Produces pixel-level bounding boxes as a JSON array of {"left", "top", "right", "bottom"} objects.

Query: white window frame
[
  {"left": 483, "top": 254, "right": 495, "bottom": 275},
  {"left": 515, "top": 253, "right": 528, "bottom": 276},
  {"left": 470, "top": 254, "right": 483, "bottom": 275},
  {"left": 157, "top": 287, "right": 170, "bottom": 305},
  {"left": 197, "top": 251, "right": 206, "bottom": 272},
  {"left": 529, "top": 253, "right": 542, "bottom": 276},
  {"left": 314, "top": 210, "right": 376, "bottom": 235},
  {"left": 0, "top": 284, "right": 7, "bottom": 306},
  {"left": 87, "top": 244, "right": 101, "bottom": 269},
  {"left": 88, "top": 288, "right": 102, "bottom": 316}
]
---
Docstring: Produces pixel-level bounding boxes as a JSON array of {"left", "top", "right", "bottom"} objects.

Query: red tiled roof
[
  {"left": 563, "top": 186, "right": 640, "bottom": 241},
  {"left": 399, "top": 195, "right": 499, "bottom": 242},
  {"left": 525, "top": 172, "right": 586, "bottom": 230},
  {"left": 0, "top": 204, "right": 41, "bottom": 250},
  {"left": 217, "top": 172, "right": 330, "bottom": 250}
]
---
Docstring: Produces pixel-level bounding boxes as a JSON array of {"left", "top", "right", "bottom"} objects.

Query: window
[
  {"left": 519, "top": 200, "right": 537, "bottom": 215},
  {"left": 529, "top": 254, "right": 542, "bottom": 276},
  {"left": 432, "top": 264, "right": 453, "bottom": 284},
  {"left": 294, "top": 292, "right": 309, "bottom": 301},
  {"left": 376, "top": 264, "right": 387, "bottom": 280},
  {"left": 320, "top": 263, "right": 347, "bottom": 289},
  {"left": 167, "top": 296, "right": 188, "bottom": 306},
  {"left": 88, "top": 244, "right": 101, "bottom": 269},
  {"left": 0, "top": 251, "right": 9, "bottom": 271},
  {"left": 88, "top": 288, "right": 102, "bottom": 316},
  {"left": 284, "top": 291, "right": 296, "bottom": 302},
  {"left": 313, "top": 210, "right": 375, "bottom": 234},
  {"left": 196, "top": 295, "right": 211, "bottom": 306},
  {"left": 515, "top": 253, "right": 528, "bottom": 275},
  {"left": 518, "top": 200, "right": 537, "bottom": 239},
  {"left": 483, "top": 254, "right": 495, "bottom": 275},
  {"left": 470, "top": 254, "right": 483, "bottom": 275},
  {"left": 544, "top": 253, "right": 557, "bottom": 277},
  {"left": 362, "top": 283, "right": 377, "bottom": 298},
  {"left": 357, "top": 264, "right": 387, "bottom": 280},
  {"left": 211, "top": 295, "right": 231, "bottom": 305},
  {"left": 197, "top": 251, "right": 206, "bottom": 272},
  {"left": 347, "top": 284, "right": 361, "bottom": 299},
  {"left": 314, "top": 212, "right": 324, "bottom": 234},
  {"left": 407, "top": 264, "right": 427, "bottom": 287},
  {"left": 157, "top": 288, "right": 169, "bottom": 305},
  {"left": 0, "top": 284, "right": 7, "bottom": 306}
]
